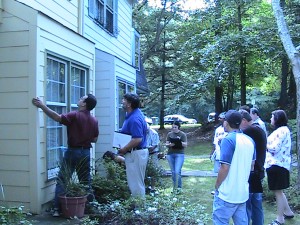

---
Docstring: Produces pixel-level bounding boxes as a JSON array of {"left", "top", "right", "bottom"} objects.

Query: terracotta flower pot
[{"left": 59, "top": 195, "right": 87, "bottom": 218}]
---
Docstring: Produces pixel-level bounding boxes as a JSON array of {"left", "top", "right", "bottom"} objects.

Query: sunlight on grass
[
  {"left": 159, "top": 157, "right": 213, "bottom": 171},
  {"left": 185, "top": 141, "right": 212, "bottom": 155}
]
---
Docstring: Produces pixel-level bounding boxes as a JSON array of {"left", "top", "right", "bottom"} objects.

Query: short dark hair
[
  {"left": 225, "top": 109, "right": 242, "bottom": 129},
  {"left": 173, "top": 121, "right": 181, "bottom": 128},
  {"left": 272, "top": 109, "right": 288, "bottom": 128},
  {"left": 239, "top": 105, "right": 250, "bottom": 113},
  {"left": 239, "top": 109, "right": 252, "bottom": 122},
  {"left": 250, "top": 107, "right": 260, "bottom": 117},
  {"left": 85, "top": 94, "right": 97, "bottom": 110},
  {"left": 123, "top": 93, "right": 140, "bottom": 109}
]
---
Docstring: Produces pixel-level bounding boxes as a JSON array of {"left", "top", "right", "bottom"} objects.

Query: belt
[
  {"left": 132, "top": 147, "right": 146, "bottom": 151},
  {"left": 69, "top": 146, "right": 90, "bottom": 150},
  {"left": 149, "top": 151, "right": 159, "bottom": 155}
]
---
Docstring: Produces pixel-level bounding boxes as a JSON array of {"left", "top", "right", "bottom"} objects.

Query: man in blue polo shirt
[
  {"left": 118, "top": 93, "right": 149, "bottom": 197},
  {"left": 213, "top": 110, "right": 256, "bottom": 225}
]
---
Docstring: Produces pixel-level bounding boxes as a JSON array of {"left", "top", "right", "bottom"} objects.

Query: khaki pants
[{"left": 125, "top": 149, "right": 149, "bottom": 196}]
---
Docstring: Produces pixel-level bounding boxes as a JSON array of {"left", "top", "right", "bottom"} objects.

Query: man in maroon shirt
[{"left": 32, "top": 94, "right": 99, "bottom": 217}]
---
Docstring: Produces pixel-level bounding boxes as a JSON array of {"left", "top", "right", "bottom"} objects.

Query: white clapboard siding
[
  {"left": 84, "top": 0, "right": 133, "bottom": 63},
  {"left": 16, "top": 0, "right": 79, "bottom": 32}
]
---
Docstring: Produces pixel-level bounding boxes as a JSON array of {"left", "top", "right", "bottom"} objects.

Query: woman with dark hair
[
  {"left": 265, "top": 110, "right": 294, "bottom": 225},
  {"left": 165, "top": 121, "right": 187, "bottom": 193}
]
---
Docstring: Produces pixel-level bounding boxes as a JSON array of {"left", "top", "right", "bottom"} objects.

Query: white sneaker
[
  {"left": 52, "top": 209, "right": 60, "bottom": 217},
  {"left": 211, "top": 191, "right": 215, "bottom": 195}
]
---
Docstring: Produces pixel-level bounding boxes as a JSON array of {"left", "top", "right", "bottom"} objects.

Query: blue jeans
[
  {"left": 54, "top": 149, "right": 91, "bottom": 209},
  {"left": 213, "top": 192, "right": 248, "bottom": 225},
  {"left": 166, "top": 153, "right": 184, "bottom": 189},
  {"left": 246, "top": 193, "right": 264, "bottom": 225}
]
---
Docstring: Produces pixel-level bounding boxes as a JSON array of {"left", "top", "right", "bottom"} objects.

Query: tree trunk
[
  {"left": 159, "top": 30, "right": 167, "bottom": 130},
  {"left": 272, "top": 0, "right": 300, "bottom": 189},
  {"left": 237, "top": 4, "right": 247, "bottom": 106},
  {"left": 278, "top": 55, "right": 289, "bottom": 108}
]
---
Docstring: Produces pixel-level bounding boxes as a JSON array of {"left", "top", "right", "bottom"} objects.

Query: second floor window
[{"left": 89, "top": 0, "right": 118, "bottom": 35}]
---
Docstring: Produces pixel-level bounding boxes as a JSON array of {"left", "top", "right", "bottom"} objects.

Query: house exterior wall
[
  {"left": 0, "top": 0, "right": 138, "bottom": 214},
  {"left": 94, "top": 50, "right": 136, "bottom": 159},
  {"left": 85, "top": 0, "right": 137, "bottom": 156},
  {"left": 0, "top": 0, "right": 95, "bottom": 213},
  {"left": 16, "top": 0, "right": 79, "bottom": 33}
]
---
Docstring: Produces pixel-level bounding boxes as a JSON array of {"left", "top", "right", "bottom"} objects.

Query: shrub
[
  {"left": 88, "top": 192, "right": 209, "bottom": 224},
  {"left": 92, "top": 160, "right": 130, "bottom": 203},
  {"left": 0, "top": 206, "right": 31, "bottom": 225}
]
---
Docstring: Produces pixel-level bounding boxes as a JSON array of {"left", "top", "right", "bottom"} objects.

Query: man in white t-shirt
[
  {"left": 213, "top": 110, "right": 256, "bottom": 225},
  {"left": 210, "top": 112, "right": 227, "bottom": 173}
]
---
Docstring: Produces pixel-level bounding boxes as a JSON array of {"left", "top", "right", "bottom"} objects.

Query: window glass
[
  {"left": 90, "top": 0, "right": 117, "bottom": 35},
  {"left": 71, "top": 66, "right": 86, "bottom": 106},
  {"left": 117, "top": 80, "right": 134, "bottom": 130}
]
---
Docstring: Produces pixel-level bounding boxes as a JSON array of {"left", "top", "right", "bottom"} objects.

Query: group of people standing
[
  {"left": 211, "top": 107, "right": 294, "bottom": 225},
  {"left": 32, "top": 91, "right": 295, "bottom": 224}
]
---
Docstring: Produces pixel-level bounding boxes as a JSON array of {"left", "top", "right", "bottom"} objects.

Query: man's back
[{"left": 219, "top": 132, "right": 255, "bottom": 203}]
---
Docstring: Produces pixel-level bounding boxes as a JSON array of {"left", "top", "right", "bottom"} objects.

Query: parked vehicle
[
  {"left": 145, "top": 116, "right": 153, "bottom": 125},
  {"left": 207, "top": 112, "right": 216, "bottom": 123},
  {"left": 164, "top": 114, "right": 197, "bottom": 125}
]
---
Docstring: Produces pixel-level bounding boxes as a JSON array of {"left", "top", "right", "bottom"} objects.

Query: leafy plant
[
  {"left": 0, "top": 206, "right": 31, "bottom": 225},
  {"left": 57, "top": 160, "right": 89, "bottom": 197},
  {"left": 92, "top": 159, "right": 130, "bottom": 203}
]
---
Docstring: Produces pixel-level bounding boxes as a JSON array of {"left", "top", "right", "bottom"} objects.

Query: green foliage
[
  {"left": 88, "top": 192, "right": 210, "bottom": 225},
  {"left": 92, "top": 160, "right": 130, "bottom": 203},
  {"left": 134, "top": 0, "right": 291, "bottom": 121},
  {"left": 0, "top": 206, "right": 31, "bottom": 225},
  {"left": 145, "top": 157, "right": 166, "bottom": 189},
  {"left": 57, "top": 160, "right": 89, "bottom": 197}
]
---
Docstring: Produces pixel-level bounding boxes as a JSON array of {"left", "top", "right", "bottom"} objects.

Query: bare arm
[
  {"left": 215, "top": 163, "right": 230, "bottom": 190},
  {"left": 32, "top": 97, "right": 61, "bottom": 122}
]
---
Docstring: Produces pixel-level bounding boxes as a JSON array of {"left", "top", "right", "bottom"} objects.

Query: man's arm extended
[{"left": 32, "top": 97, "right": 62, "bottom": 122}]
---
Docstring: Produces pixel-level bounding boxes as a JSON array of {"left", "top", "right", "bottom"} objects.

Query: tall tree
[{"left": 272, "top": 0, "right": 300, "bottom": 188}]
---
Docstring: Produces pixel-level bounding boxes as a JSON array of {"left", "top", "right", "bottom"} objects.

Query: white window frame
[
  {"left": 88, "top": 0, "right": 118, "bottom": 36},
  {"left": 46, "top": 53, "right": 89, "bottom": 180},
  {"left": 117, "top": 79, "right": 134, "bottom": 130},
  {"left": 132, "top": 29, "right": 140, "bottom": 70}
]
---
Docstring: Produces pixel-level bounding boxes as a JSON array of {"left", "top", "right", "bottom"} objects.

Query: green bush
[
  {"left": 0, "top": 206, "right": 31, "bottom": 225},
  {"left": 92, "top": 160, "right": 130, "bottom": 203},
  {"left": 88, "top": 192, "right": 209, "bottom": 224}
]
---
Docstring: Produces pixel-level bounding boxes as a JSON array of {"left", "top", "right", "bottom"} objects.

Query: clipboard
[
  {"left": 113, "top": 131, "right": 131, "bottom": 148},
  {"left": 169, "top": 137, "right": 183, "bottom": 149}
]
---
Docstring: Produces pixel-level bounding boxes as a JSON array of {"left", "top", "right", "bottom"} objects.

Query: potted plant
[{"left": 57, "top": 161, "right": 89, "bottom": 218}]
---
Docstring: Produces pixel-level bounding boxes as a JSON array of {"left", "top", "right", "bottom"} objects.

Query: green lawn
[{"left": 159, "top": 140, "right": 300, "bottom": 224}]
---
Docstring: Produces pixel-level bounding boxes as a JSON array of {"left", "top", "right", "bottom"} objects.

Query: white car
[
  {"left": 164, "top": 114, "right": 197, "bottom": 125},
  {"left": 145, "top": 116, "right": 153, "bottom": 125}
]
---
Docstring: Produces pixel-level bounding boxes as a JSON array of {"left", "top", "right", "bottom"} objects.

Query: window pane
[
  {"left": 106, "top": 10, "right": 113, "bottom": 33},
  {"left": 117, "top": 81, "right": 134, "bottom": 130},
  {"left": 46, "top": 106, "right": 65, "bottom": 179},
  {"left": 96, "top": 0, "right": 105, "bottom": 25},
  {"left": 71, "top": 66, "right": 86, "bottom": 105},
  {"left": 107, "top": 0, "right": 113, "bottom": 9},
  {"left": 47, "top": 58, "right": 66, "bottom": 103}
]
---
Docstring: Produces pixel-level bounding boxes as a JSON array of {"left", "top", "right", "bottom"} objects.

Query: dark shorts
[{"left": 266, "top": 165, "right": 290, "bottom": 190}]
